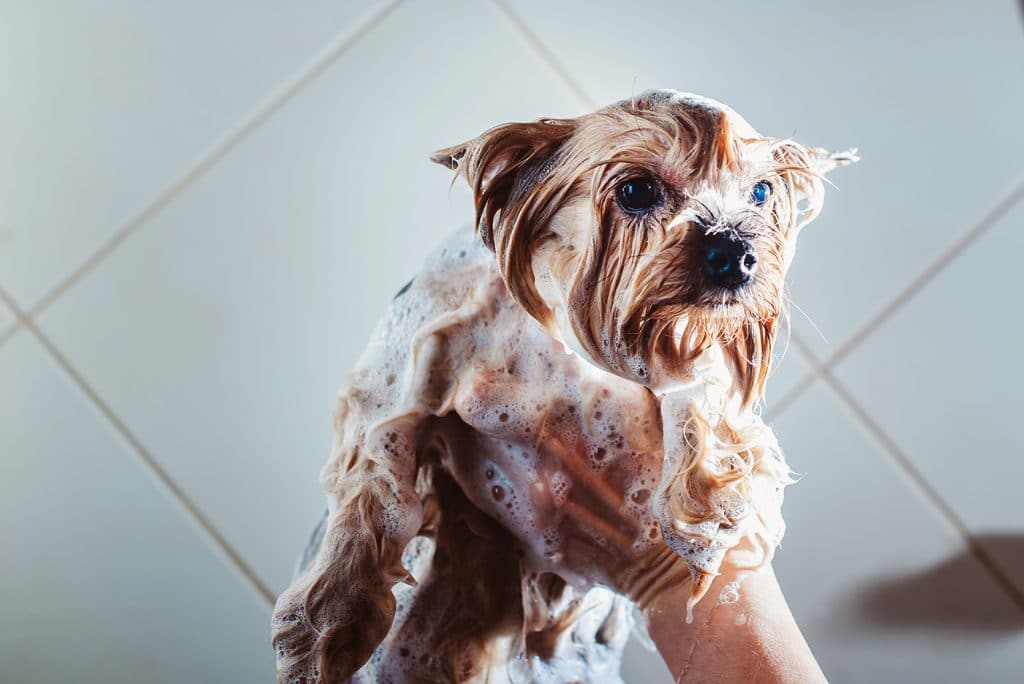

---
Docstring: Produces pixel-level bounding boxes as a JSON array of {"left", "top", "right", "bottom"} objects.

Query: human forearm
[{"left": 643, "top": 563, "right": 826, "bottom": 683}]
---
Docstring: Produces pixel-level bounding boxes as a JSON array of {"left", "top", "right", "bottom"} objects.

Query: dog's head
[{"left": 434, "top": 90, "right": 855, "bottom": 405}]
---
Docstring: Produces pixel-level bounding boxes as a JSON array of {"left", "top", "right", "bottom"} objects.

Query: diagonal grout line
[
  {"left": 0, "top": 286, "right": 26, "bottom": 328},
  {"left": 476, "top": 0, "right": 1024, "bottom": 614},
  {"left": 3, "top": 324, "right": 279, "bottom": 612},
  {"left": 490, "top": 0, "right": 836, "bottom": 427},
  {"left": 496, "top": 5, "right": 1024, "bottom": 612},
  {"left": 768, "top": 181, "right": 1024, "bottom": 593},
  {"left": 765, "top": 323, "right": 826, "bottom": 422},
  {"left": 490, "top": 0, "right": 595, "bottom": 110},
  {"left": 0, "top": 320, "right": 22, "bottom": 347},
  {"left": 766, "top": 330, "right": 1024, "bottom": 609},
  {"left": 500, "top": 0, "right": 1022, "bottom": 426},
  {"left": 34, "top": 322, "right": 279, "bottom": 608},
  {"left": 820, "top": 367, "right": 1024, "bottom": 613},
  {"left": 0, "top": 0, "right": 408, "bottom": 606},
  {"left": 0, "top": 281, "right": 276, "bottom": 609},
  {"left": 24, "top": 0, "right": 404, "bottom": 325},
  {"left": 817, "top": 176, "right": 1024, "bottom": 374},
  {"left": 769, "top": 175, "right": 1024, "bottom": 421},
  {"left": 423, "top": 0, "right": 1024, "bottom": 610},
  {"left": 0, "top": 273, "right": 24, "bottom": 344},
  {"left": 764, "top": 366, "right": 817, "bottom": 423}
]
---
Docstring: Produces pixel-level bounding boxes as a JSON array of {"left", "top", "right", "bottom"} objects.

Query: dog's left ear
[
  {"left": 772, "top": 142, "right": 858, "bottom": 233},
  {"left": 807, "top": 146, "right": 859, "bottom": 176},
  {"left": 431, "top": 118, "right": 579, "bottom": 320}
]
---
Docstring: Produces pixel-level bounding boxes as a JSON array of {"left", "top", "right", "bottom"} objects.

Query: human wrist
[{"left": 641, "top": 562, "right": 825, "bottom": 683}]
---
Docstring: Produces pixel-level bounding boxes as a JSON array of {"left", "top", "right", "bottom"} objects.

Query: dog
[{"left": 271, "top": 89, "right": 855, "bottom": 683}]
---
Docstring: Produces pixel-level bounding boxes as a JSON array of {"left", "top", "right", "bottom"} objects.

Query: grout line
[
  {"left": 819, "top": 368, "right": 1024, "bottom": 613},
  {"left": 817, "top": 176, "right": 1024, "bottom": 373},
  {"left": 768, "top": 176, "right": 1024, "bottom": 442},
  {"left": 491, "top": 0, "right": 828, "bottom": 434},
  {"left": 767, "top": 325, "right": 1024, "bottom": 608},
  {"left": 490, "top": 0, "right": 595, "bottom": 110},
  {"left": 24, "top": 0, "right": 404, "bottom": 324},
  {"left": 37, "top": 319, "right": 279, "bottom": 608},
  {"left": 764, "top": 367, "right": 817, "bottom": 423},
  {"left": 470, "top": 1, "right": 1024, "bottom": 612},
  {"left": 0, "top": 320, "right": 22, "bottom": 347},
  {"left": 0, "top": 277, "right": 25, "bottom": 345},
  {"left": 787, "top": 329, "right": 826, "bottom": 376},
  {"left": 764, "top": 316, "right": 824, "bottom": 422},
  {"left": 787, "top": 329, "right": 821, "bottom": 369},
  {"left": 0, "top": 286, "right": 28, "bottom": 330},
  {"left": 0, "top": 284, "right": 276, "bottom": 609},
  {"left": 775, "top": 181, "right": 1024, "bottom": 608},
  {"left": 9, "top": 0, "right": 1015, "bottom": 624},
  {"left": 492, "top": 0, "right": 835, "bottom": 421},
  {"left": 492, "top": 0, "right": 834, "bottom": 431}
]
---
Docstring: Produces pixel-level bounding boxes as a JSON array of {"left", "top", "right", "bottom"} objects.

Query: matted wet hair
[
  {"left": 434, "top": 90, "right": 854, "bottom": 408},
  {"left": 272, "top": 90, "right": 855, "bottom": 684}
]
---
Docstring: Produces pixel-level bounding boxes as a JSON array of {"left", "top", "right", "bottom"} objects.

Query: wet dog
[{"left": 272, "top": 90, "right": 855, "bottom": 683}]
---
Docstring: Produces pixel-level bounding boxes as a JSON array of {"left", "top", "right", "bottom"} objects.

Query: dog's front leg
[
  {"left": 652, "top": 391, "right": 741, "bottom": 617},
  {"left": 272, "top": 403, "right": 425, "bottom": 684},
  {"left": 653, "top": 389, "right": 789, "bottom": 621}
]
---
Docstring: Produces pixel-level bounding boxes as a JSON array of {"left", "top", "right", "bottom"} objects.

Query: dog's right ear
[
  {"left": 430, "top": 118, "right": 578, "bottom": 250},
  {"left": 430, "top": 118, "right": 579, "bottom": 322}
]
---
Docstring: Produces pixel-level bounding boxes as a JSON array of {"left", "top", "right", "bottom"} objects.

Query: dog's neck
[{"left": 528, "top": 252, "right": 751, "bottom": 424}]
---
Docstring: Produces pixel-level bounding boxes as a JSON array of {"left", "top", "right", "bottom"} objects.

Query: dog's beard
[{"left": 562, "top": 212, "right": 785, "bottom": 406}]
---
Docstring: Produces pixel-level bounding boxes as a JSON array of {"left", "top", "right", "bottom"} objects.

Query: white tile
[
  {"left": 0, "top": 331, "right": 272, "bottom": 683},
  {"left": 38, "top": 0, "right": 584, "bottom": 593},
  {"left": 622, "top": 631, "right": 671, "bottom": 684},
  {"left": 834, "top": 194, "right": 1024, "bottom": 591},
  {"left": 0, "top": 0, "right": 376, "bottom": 308},
  {"left": 0, "top": 297, "right": 16, "bottom": 335},
  {"left": 509, "top": 0, "right": 1024, "bottom": 360},
  {"left": 766, "top": 329, "right": 814, "bottom": 409},
  {"left": 772, "top": 383, "right": 1024, "bottom": 682}
]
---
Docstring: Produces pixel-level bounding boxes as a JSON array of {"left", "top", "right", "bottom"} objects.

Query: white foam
[
  {"left": 308, "top": 216, "right": 793, "bottom": 679},
  {"left": 718, "top": 581, "right": 741, "bottom": 605}
]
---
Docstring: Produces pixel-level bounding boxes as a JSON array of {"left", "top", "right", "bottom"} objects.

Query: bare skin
[
  {"left": 644, "top": 557, "right": 826, "bottom": 683},
  {"left": 273, "top": 89, "right": 854, "bottom": 682}
]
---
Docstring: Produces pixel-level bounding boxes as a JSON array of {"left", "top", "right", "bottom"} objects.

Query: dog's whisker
[
  {"left": 771, "top": 295, "right": 795, "bottom": 374},
  {"left": 786, "top": 294, "right": 829, "bottom": 346},
  {"left": 274, "top": 88, "right": 855, "bottom": 682}
]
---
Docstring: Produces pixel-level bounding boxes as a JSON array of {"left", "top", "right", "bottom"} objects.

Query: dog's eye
[
  {"left": 749, "top": 180, "right": 771, "bottom": 206},
  {"left": 616, "top": 178, "right": 661, "bottom": 213}
]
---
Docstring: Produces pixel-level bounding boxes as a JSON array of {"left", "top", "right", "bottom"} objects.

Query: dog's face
[{"left": 434, "top": 90, "right": 855, "bottom": 404}]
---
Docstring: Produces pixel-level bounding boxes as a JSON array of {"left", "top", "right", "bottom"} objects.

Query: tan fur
[
  {"left": 272, "top": 90, "right": 855, "bottom": 683},
  {"left": 444, "top": 92, "right": 850, "bottom": 402}
]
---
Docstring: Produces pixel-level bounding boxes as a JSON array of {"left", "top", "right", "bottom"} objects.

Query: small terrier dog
[{"left": 272, "top": 90, "right": 855, "bottom": 683}]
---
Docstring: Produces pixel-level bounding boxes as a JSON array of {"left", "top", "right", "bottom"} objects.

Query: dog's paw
[{"left": 272, "top": 577, "right": 392, "bottom": 684}]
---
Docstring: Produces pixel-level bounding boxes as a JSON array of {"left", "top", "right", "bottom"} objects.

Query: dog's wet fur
[{"left": 272, "top": 90, "right": 855, "bottom": 683}]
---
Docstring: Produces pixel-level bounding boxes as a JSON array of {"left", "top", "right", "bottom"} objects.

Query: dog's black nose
[{"left": 702, "top": 233, "right": 757, "bottom": 289}]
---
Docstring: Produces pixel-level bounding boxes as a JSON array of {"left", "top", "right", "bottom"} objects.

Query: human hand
[{"left": 443, "top": 385, "right": 818, "bottom": 682}]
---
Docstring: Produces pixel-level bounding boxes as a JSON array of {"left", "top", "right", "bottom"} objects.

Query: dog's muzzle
[{"left": 701, "top": 232, "right": 757, "bottom": 290}]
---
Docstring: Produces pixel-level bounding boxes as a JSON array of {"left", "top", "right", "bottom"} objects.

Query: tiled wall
[{"left": 2, "top": 1, "right": 1022, "bottom": 682}]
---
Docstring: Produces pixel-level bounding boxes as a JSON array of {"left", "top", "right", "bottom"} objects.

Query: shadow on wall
[{"left": 853, "top": 534, "right": 1024, "bottom": 632}]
